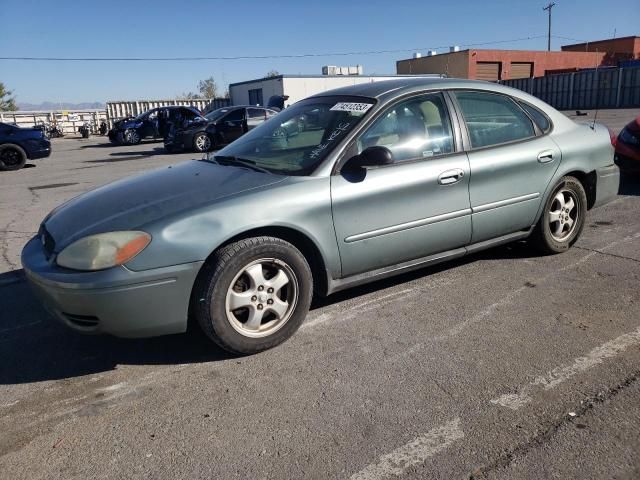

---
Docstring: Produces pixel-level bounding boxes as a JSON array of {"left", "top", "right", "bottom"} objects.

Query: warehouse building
[
  {"left": 561, "top": 35, "right": 640, "bottom": 63},
  {"left": 396, "top": 47, "right": 612, "bottom": 82},
  {"left": 229, "top": 71, "right": 439, "bottom": 107}
]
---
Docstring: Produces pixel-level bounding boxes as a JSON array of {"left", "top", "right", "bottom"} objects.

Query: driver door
[
  {"left": 217, "top": 108, "right": 246, "bottom": 144},
  {"left": 331, "top": 92, "right": 472, "bottom": 277},
  {"left": 140, "top": 109, "right": 159, "bottom": 138}
]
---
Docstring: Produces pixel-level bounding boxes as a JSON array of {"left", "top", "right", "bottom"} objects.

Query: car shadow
[
  {"left": 83, "top": 148, "right": 167, "bottom": 163},
  {"left": 619, "top": 171, "right": 640, "bottom": 196},
  {"left": 79, "top": 141, "right": 117, "bottom": 149},
  {"left": 79, "top": 139, "right": 163, "bottom": 150},
  {"left": 109, "top": 148, "right": 166, "bottom": 157},
  {"left": 311, "top": 240, "right": 540, "bottom": 309},
  {"left": 0, "top": 240, "right": 548, "bottom": 385},
  {"left": 0, "top": 271, "right": 234, "bottom": 385}
]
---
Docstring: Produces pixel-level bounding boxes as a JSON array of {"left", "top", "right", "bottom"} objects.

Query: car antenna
[{"left": 590, "top": 49, "right": 600, "bottom": 131}]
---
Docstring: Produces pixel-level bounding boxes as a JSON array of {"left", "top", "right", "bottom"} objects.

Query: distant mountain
[{"left": 16, "top": 101, "right": 105, "bottom": 111}]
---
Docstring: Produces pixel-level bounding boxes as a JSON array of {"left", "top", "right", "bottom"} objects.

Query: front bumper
[
  {"left": 593, "top": 164, "right": 621, "bottom": 208},
  {"left": 21, "top": 237, "right": 203, "bottom": 338}
]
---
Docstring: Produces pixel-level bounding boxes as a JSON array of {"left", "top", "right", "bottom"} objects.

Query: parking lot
[{"left": 1, "top": 109, "right": 640, "bottom": 479}]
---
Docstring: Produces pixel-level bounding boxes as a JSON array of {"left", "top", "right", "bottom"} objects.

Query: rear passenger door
[
  {"left": 218, "top": 108, "right": 245, "bottom": 143},
  {"left": 452, "top": 90, "right": 560, "bottom": 243},
  {"left": 247, "top": 108, "right": 268, "bottom": 130}
]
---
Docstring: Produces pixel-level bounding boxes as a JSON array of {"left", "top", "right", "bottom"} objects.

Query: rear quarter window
[{"left": 518, "top": 101, "right": 551, "bottom": 133}]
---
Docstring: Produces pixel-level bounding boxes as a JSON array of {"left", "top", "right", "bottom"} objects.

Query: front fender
[{"left": 124, "top": 176, "right": 341, "bottom": 280}]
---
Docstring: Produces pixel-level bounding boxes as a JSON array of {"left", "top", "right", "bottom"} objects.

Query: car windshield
[
  {"left": 206, "top": 96, "right": 375, "bottom": 175},
  {"left": 205, "top": 108, "right": 234, "bottom": 122},
  {"left": 133, "top": 110, "right": 151, "bottom": 121}
]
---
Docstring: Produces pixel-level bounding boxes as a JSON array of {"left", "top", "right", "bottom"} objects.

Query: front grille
[
  {"left": 39, "top": 225, "right": 55, "bottom": 259},
  {"left": 63, "top": 313, "right": 100, "bottom": 328}
]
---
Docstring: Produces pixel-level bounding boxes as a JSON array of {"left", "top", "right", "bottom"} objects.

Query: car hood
[
  {"left": 116, "top": 119, "right": 142, "bottom": 129},
  {"left": 43, "top": 160, "right": 285, "bottom": 250}
]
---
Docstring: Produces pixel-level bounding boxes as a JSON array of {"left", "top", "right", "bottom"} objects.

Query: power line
[{"left": 0, "top": 35, "right": 549, "bottom": 62}]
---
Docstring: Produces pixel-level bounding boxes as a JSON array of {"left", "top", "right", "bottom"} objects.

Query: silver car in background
[{"left": 22, "top": 78, "right": 620, "bottom": 354}]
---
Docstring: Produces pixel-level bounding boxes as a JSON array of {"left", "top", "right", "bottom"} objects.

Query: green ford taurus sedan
[{"left": 22, "top": 78, "right": 620, "bottom": 354}]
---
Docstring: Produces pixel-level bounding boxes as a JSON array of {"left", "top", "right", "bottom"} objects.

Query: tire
[
  {"left": 164, "top": 144, "right": 175, "bottom": 153},
  {"left": 193, "top": 236, "right": 313, "bottom": 354},
  {"left": 192, "top": 132, "right": 212, "bottom": 153},
  {"left": 532, "top": 176, "right": 587, "bottom": 254},
  {"left": 124, "top": 129, "right": 141, "bottom": 145},
  {"left": 0, "top": 144, "right": 27, "bottom": 171}
]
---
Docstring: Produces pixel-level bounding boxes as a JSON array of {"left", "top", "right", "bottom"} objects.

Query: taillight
[{"left": 607, "top": 127, "right": 617, "bottom": 147}]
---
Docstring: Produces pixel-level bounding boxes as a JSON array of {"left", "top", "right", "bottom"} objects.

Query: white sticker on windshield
[{"left": 330, "top": 102, "right": 373, "bottom": 113}]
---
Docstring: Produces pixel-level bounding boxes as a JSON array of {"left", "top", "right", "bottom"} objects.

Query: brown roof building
[{"left": 395, "top": 37, "right": 637, "bottom": 81}]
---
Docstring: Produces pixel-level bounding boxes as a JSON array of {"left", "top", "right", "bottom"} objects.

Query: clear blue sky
[{"left": 1, "top": 0, "right": 638, "bottom": 104}]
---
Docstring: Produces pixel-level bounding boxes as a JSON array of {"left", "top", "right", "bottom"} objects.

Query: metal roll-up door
[
  {"left": 476, "top": 62, "right": 501, "bottom": 81},
  {"left": 511, "top": 62, "right": 533, "bottom": 79}
]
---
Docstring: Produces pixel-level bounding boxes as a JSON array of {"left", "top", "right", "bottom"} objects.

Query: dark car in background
[
  {"left": 615, "top": 116, "right": 640, "bottom": 171},
  {"left": 164, "top": 106, "right": 277, "bottom": 153},
  {"left": 0, "top": 122, "right": 51, "bottom": 171},
  {"left": 108, "top": 106, "right": 202, "bottom": 145}
]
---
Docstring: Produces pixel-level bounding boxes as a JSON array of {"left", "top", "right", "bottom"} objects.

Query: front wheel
[
  {"left": 192, "top": 132, "right": 212, "bottom": 153},
  {"left": 193, "top": 237, "right": 313, "bottom": 354},
  {"left": 124, "top": 129, "right": 141, "bottom": 145},
  {"left": 532, "top": 176, "right": 587, "bottom": 254}
]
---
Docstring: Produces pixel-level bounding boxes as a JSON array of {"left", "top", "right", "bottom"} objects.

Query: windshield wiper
[{"left": 214, "top": 155, "right": 273, "bottom": 174}]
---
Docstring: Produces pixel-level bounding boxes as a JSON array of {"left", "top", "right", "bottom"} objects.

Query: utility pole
[{"left": 543, "top": 2, "right": 556, "bottom": 51}]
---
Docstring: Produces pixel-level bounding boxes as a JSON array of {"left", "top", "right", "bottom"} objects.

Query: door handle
[
  {"left": 438, "top": 169, "right": 465, "bottom": 185},
  {"left": 537, "top": 150, "right": 554, "bottom": 163}
]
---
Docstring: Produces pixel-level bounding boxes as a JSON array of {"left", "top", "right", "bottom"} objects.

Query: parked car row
[
  {"left": 108, "top": 106, "right": 202, "bottom": 146},
  {"left": 107, "top": 104, "right": 282, "bottom": 153},
  {"left": 165, "top": 106, "right": 278, "bottom": 153}
]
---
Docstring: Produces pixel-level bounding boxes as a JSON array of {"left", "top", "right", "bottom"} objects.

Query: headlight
[{"left": 56, "top": 231, "right": 151, "bottom": 271}]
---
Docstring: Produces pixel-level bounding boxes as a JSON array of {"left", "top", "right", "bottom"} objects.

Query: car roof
[{"left": 307, "top": 77, "right": 522, "bottom": 101}]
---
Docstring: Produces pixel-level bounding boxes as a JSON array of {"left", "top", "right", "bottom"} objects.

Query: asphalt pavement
[{"left": 1, "top": 110, "right": 639, "bottom": 479}]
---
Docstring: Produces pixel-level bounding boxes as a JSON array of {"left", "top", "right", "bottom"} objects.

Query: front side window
[
  {"left": 247, "top": 108, "right": 266, "bottom": 119},
  {"left": 454, "top": 91, "right": 535, "bottom": 148},
  {"left": 357, "top": 92, "right": 454, "bottom": 162},
  {"left": 209, "top": 95, "right": 375, "bottom": 175}
]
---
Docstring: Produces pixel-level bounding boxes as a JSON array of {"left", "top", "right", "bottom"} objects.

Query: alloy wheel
[
  {"left": 549, "top": 188, "right": 579, "bottom": 241},
  {"left": 224, "top": 258, "right": 298, "bottom": 338},
  {"left": 196, "top": 134, "right": 211, "bottom": 151},
  {"left": 125, "top": 130, "right": 140, "bottom": 144}
]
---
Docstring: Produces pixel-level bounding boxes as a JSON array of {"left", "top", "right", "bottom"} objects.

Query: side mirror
[{"left": 344, "top": 146, "right": 394, "bottom": 170}]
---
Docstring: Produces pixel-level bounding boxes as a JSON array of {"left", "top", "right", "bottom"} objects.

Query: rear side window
[
  {"left": 247, "top": 108, "right": 266, "bottom": 119},
  {"left": 519, "top": 101, "right": 551, "bottom": 133},
  {"left": 454, "top": 91, "right": 535, "bottom": 148},
  {"left": 222, "top": 109, "right": 244, "bottom": 122}
]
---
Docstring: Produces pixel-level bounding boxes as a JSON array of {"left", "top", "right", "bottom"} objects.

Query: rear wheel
[
  {"left": 192, "top": 132, "right": 212, "bottom": 153},
  {"left": 193, "top": 237, "right": 313, "bottom": 354},
  {"left": 0, "top": 144, "right": 27, "bottom": 171},
  {"left": 532, "top": 176, "right": 587, "bottom": 254}
]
